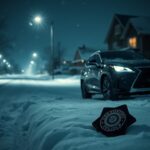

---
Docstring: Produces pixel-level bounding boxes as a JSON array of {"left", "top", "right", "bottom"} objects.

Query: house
[
  {"left": 122, "top": 17, "right": 150, "bottom": 57},
  {"left": 70, "top": 45, "right": 97, "bottom": 74},
  {"left": 72, "top": 45, "right": 97, "bottom": 67},
  {"left": 105, "top": 14, "right": 150, "bottom": 58},
  {"left": 105, "top": 14, "right": 136, "bottom": 50}
]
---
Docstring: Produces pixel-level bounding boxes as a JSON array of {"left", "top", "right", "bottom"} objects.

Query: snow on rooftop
[{"left": 78, "top": 46, "right": 97, "bottom": 60}]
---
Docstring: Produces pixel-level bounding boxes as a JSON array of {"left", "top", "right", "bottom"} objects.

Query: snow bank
[
  {"left": 0, "top": 75, "right": 150, "bottom": 150},
  {"left": 0, "top": 74, "right": 80, "bottom": 87},
  {"left": 10, "top": 99, "right": 150, "bottom": 150}
]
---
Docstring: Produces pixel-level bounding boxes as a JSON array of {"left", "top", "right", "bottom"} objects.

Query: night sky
[{"left": 0, "top": 0, "right": 150, "bottom": 69}]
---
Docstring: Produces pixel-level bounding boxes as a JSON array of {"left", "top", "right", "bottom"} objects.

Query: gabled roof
[
  {"left": 130, "top": 17, "right": 150, "bottom": 34},
  {"left": 74, "top": 45, "right": 97, "bottom": 61},
  {"left": 115, "top": 14, "right": 136, "bottom": 26},
  {"left": 78, "top": 46, "right": 96, "bottom": 60},
  {"left": 105, "top": 14, "right": 136, "bottom": 43},
  {"left": 122, "top": 17, "right": 150, "bottom": 38}
]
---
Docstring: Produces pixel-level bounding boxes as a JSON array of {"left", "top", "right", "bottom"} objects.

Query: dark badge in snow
[{"left": 92, "top": 105, "right": 136, "bottom": 137}]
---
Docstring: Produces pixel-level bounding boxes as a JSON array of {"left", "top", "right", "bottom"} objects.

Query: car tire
[
  {"left": 101, "top": 76, "right": 117, "bottom": 100},
  {"left": 81, "top": 81, "right": 92, "bottom": 99}
]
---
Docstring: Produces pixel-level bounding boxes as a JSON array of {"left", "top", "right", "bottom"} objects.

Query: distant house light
[
  {"left": 63, "top": 61, "right": 66, "bottom": 64},
  {"left": 129, "top": 37, "right": 137, "bottom": 48},
  {"left": 81, "top": 59, "right": 85, "bottom": 63}
]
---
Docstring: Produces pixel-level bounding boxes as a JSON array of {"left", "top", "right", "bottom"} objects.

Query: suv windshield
[{"left": 101, "top": 51, "right": 145, "bottom": 61}]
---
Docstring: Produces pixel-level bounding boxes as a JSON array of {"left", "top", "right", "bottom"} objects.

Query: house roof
[
  {"left": 105, "top": 14, "right": 136, "bottom": 43},
  {"left": 115, "top": 14, "right": 136, "bottom": 26},
  {"left": 74, "top": 45, "right": 97, "bottom": 61},
  {"left": 78, "top": 47, "right": 96, "bottom": 60},
  {"left": 105, "top": 14, "right": 135, "bottom": 43},
  {"left": 130, "top": 17, "right": 150, "bottom": 34},
  {"left": 122, "top": 17, "right": 150, "bottom": 38}
]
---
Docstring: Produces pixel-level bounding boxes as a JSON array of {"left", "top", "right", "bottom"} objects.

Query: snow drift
[{"left": 0, "top": 75, "right": 150, "bottom": 150}]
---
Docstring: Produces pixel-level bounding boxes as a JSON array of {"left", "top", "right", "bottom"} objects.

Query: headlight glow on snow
[{"left": 112, "top": 66, "right": 134, "bottom": 73}]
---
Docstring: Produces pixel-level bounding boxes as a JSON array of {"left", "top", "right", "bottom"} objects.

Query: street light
[
  {"left": 3, "top": 59, "right": 6, "bottom": 63},
  {"left": 32, "top": 15, "right": 55, "bottom": 79},
  {"left": 7, "top": 64, "right": 11, "bottom": 68},
  {"left": 32, "top": 52, "right": 38, "bottom": 58},
  {"left": 34, "top": 15, "right": 42, "bottom": 24},
  {"left": 30, "top": 60, "right": 35, "bottom": 65}
]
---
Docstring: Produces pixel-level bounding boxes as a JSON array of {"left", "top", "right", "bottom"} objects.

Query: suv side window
[
  {"left": 94, "top": 54, "right": 101, "bottom": 64},
  {"left": 86, "top": 54, "right": 101, "bottom": 66},
  {"left": 89, "top": 55, "right": 96, "bottom": 63},
  {"left": 86, "top": 55, "right": 96, "bottom": 65}
]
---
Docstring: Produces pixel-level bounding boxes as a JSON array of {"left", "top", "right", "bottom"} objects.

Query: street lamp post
[
  {"left": 32, "top": 15, "right": 55, "bottom": 79},
  {"left": 50, "top": 22, "right": 54, "bottom": 80}
]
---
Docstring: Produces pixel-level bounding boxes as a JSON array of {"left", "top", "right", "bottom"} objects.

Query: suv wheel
[
  {"left": 101, "top": 76, "right": 117, "bottom": 100},
  {"left": 81, "top": 81, "right": 92, "bottom": 99}
]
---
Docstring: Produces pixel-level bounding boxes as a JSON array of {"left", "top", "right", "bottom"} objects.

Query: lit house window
[{"left": 129, "top": 37, "right": 137, "bottom": 48}]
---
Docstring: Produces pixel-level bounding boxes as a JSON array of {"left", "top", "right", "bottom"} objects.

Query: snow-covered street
[{"left": 0, "top": 75, "right": 150, "bottom": 150}]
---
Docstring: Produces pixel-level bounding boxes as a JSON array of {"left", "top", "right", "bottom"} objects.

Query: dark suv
[{"left": 81, "top": 50, "right": 150, "bottom": 100}]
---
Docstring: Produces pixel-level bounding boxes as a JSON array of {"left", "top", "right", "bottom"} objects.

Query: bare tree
[
  {"left": 0, "top": 17, "right": 12, "bottom": 56},
  {"left": 42, "top": 42, "right": 67, "bottom": 74},
  {"left": 53, "top": 42, "right": 66, "bottom": 69},
  {"left": 0, "top": 17, "right": 17, "bottom": 74}
]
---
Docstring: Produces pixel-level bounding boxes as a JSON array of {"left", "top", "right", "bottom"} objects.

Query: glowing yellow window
[{"left": 129, "top": 37, "right": 137, "bottom": 48}]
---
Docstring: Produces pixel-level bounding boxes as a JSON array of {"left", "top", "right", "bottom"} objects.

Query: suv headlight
[{"left": 112, "top": 65, "right": 134, "bottom": 73}]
